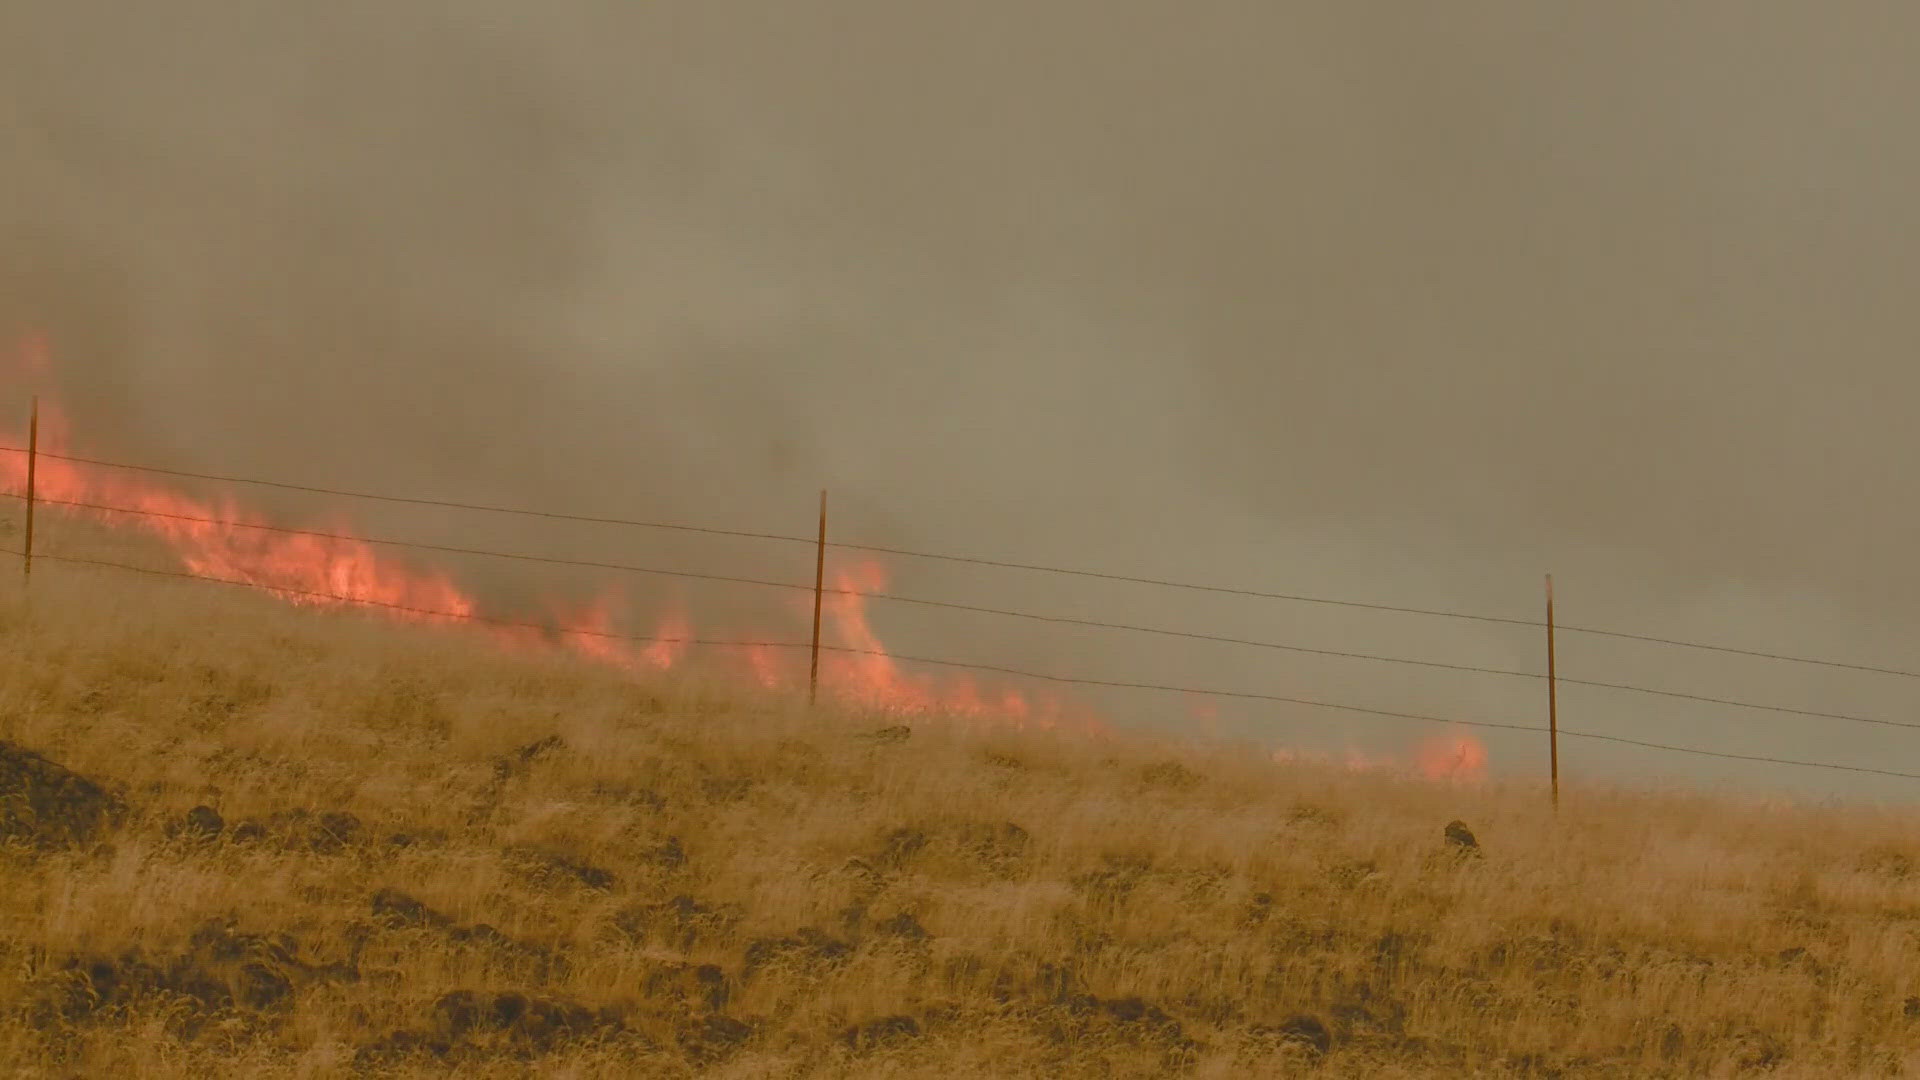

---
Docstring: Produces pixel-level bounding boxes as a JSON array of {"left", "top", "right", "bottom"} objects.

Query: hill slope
[{"left": 2, "top": 559, "right": 1919, "bottom": 1078}]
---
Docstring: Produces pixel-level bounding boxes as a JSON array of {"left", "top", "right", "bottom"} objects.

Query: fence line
[
  {"left": 14, "top": 544, "right": 1920, "bottom": 782},
  {"left": 13, "top": 490, "right": 1920, "bottom": 736},
  {"left": 10, "top": 439, "right": 1920, "bottom": 786},
  {"left": 5, "top": 442, "right": 1915, "bottom": 680}
]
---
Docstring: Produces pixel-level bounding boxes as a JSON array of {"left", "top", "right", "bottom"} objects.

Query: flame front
[{"left": 3, "top": 336, "right": 1486, "bottom": 773}]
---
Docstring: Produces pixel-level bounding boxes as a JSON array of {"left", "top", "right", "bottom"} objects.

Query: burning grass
[{"left": 4, "top": 562, "right": 1920, "bottom": 1077}]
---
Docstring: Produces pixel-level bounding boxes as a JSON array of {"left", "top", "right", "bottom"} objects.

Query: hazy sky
[{"left": 6, "top": 4, "right": 1920, "bottom": 801}]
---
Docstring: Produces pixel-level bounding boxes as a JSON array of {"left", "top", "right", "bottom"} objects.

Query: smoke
[{"left": 6, "top": 3, "right": 1920, "bottom": 800}]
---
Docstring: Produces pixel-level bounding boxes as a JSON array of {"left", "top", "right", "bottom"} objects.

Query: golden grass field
[{"left": 5, "top": 542, "right": 1920, "bottom": 1077}]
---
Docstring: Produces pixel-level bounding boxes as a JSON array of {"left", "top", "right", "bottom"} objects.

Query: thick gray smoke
[{"left": 6, "top": 4, "right": 1920, "bottom": 801}]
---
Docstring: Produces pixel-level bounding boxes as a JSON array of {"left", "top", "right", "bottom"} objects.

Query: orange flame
[
  {"left": 1416, "top": 731, "right": 1489, "bottom": 782},
  {"left": 1, "top": 337, "right": 1482, "bottom": 771}
]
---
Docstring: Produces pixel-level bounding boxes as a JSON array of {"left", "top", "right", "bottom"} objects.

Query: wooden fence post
[
  {"left": 23, "top": 396, "right": 38, "bottom": 583},
  {"left": 810, "top": 489, "right": 826, "bottom": 705},
  {"left": 1546, "top": 573, "right": 1559, "bottom": 809}
]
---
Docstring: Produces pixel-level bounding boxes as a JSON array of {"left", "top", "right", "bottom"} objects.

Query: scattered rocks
[
  {"left": 0, "top": 739, "right": 126, "bottom": 847},
  {"left": 859, "top": 725, "right": 912, "bottom": 744},
  {"left": 1444, "top": 820, "right": 1479, "bottom": 851},
  {"left": 34, "top": 918, "right": 356, "bottom": 1027}
]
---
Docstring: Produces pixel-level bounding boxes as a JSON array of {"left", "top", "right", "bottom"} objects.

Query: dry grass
[{"left": 4, "top": 562, "right": 1920, "bottom": 1077}]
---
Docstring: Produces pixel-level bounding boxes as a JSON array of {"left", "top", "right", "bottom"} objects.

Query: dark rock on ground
[
  {"left": 183, "top": 805, "right": 224, "bottom": 839},
  {"left": 0, "top": 739, "right": 126, "bottom": 847},
  {"left": 1444, "top": 820, "right": 1479, "bottom": 850},
  {"left": 1272, "top": 1014, "right": 1333, "bottom": 1056},
  {"left": 876, "top": 912, "right": 930, "bottom": 942},
  {"left": 37, "top": 918, "right": 356, "bottom": 1026},
  {"left": 859, "top": 725, "right": 912, "bottom": 744}
]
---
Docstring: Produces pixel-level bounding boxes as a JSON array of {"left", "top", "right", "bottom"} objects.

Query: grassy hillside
[{"left": 4, "top": 553, "right": 1920, "bottom": 1078}]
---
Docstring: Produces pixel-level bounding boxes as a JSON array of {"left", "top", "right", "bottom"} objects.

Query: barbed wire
[
  {"left": 12, "top": 545, "right": 1920, "bottom": 781},
  {"left": 6, "top": 443, "right": 1914, "bottom": 681},
  {"left": 14, "top": 495, "right": 1550, "bottom": 678},
  {"left": 0, "top": 444, "right": 1546, "bottom": 627},
  {"left": 19, "top": 493, "right": 1920, "bottom": 734}
]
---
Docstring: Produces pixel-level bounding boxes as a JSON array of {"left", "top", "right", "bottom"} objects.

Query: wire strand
[
  {"left": 23, "top": 495, "right": 1550, "bottom": 679},
  {"left": 6, "top": 443, "right": 1920, "bottom": 680},
  {"left": 15, "top": 546, "right": 1920, "bottom": 781}
]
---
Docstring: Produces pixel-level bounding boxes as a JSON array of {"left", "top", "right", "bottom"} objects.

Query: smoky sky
[{"left": 7, "top": 3, "right": 1920, "bottom": 802}]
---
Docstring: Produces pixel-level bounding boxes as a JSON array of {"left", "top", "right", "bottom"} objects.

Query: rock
[
  {"left": 1444, "top": 820, "right": 1479, "bottom": 850},
  {"left": 859, "top": 725, "right": 912, "bottom": 744},
  {"left": 183, "top": 805, "right": 225, "bottom": 839},
  {"left": 876, "top": 912, "right": 930, "bottom": 942},
  {"left": 1275, "top": 1013, "right": 1333, "bottom": 1056},
  {"left": 0, "top": 739, "right": 126, "bottom": 847},
  {"left": 311, "top": 810, "right": 361, "bottom": 851}
]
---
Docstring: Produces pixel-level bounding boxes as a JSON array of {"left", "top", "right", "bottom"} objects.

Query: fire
[
  {"left": 1, "top": 397, "right": 477, "bottom": 623},
  {"left": 816, "top": 558, "right": 1102, "bottom": 734},
  {"left": 1270, "top": 727, "right": 1489, "bottom": 783},
  {"left": 1417, "top": 731, "right": 1489, "bottom": 782},
  {"left": 1, "top": 334, "right": 1486, "bottom": 773}
]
